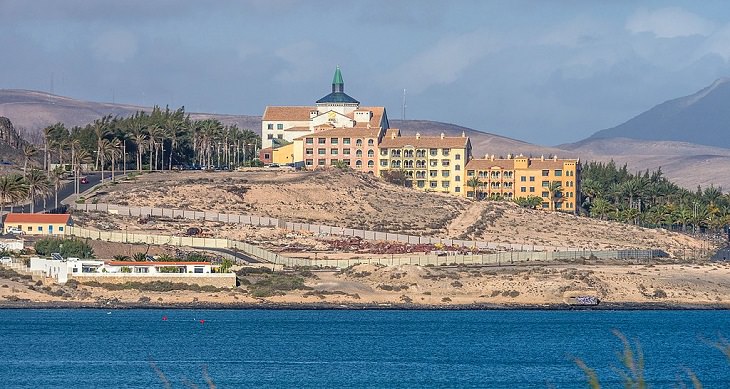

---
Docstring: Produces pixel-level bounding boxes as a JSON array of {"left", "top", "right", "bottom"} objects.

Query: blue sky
[{"left": 2, "top": 0, "right": 730, "bottom": 145}]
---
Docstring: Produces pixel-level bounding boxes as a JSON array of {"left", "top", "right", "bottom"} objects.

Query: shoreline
[{"left": 1, "top": 300, "right": 728, "bottom": 310}]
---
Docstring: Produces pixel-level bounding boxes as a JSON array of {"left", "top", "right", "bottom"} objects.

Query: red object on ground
[{"left": 162, "top": 316, "right": 168, "bottom": 321}]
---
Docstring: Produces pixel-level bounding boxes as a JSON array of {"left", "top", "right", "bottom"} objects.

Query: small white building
[
  {"left": 0, "top": 235, "right": 24, "bottom": 252},
  {"left": 102, "top": 261, "right": 215, "bottom": 274},
  {"left": 30, "top": 257, "right": 105, "bottom": 284}
]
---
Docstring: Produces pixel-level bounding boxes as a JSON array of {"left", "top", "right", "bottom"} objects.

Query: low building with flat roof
[{"left": 4, "top": 213, "right": 72, "bottom": 235}]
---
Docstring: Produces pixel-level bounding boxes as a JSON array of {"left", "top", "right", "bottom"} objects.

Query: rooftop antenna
[{"left": 401, "top": 88, "right": 407, "bottom": 120}]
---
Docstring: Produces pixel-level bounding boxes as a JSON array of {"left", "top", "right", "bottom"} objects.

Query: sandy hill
[{"left": 92, "top": 170, "right": 706, "bottom": 254}]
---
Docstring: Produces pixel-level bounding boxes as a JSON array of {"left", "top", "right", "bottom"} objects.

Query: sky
[{"left": 2, "top": 0, "right": 730, "bottom": 145}]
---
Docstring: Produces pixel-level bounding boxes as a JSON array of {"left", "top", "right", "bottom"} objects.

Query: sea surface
[{"left": 0, "top": 309, "right": 728, "bottom": 388}]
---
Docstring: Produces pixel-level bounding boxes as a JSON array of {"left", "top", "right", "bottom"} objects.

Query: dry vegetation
[{"left": 92, "top": 169, "right": 710, "bottom": 253}]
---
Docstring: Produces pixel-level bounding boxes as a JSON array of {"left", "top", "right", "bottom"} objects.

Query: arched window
[
  {"left": 356, "top": 150, "right": 363, "bottom": 157},
  {"left": 368, "top": 139, "right": 374, "bottom": 146},
  {"left": 368, "top": 160, "right": 374, "bottom": 167},
  {"left": 355, "top": 160, "right": 362, "bottom": 167},
  {"left": 367, "top": 150, "right": 374, "bottom": 157},
  {"left": 355, "top": 139, "right": 363, "bottom": 147}
]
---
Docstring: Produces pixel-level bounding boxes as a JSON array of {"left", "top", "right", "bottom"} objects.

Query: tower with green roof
[{"left": 317, "top": 66, "right": 359, "bottom": 106}]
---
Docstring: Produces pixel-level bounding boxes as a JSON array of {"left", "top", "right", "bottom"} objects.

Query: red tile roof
[
  {"left": 379, "top": 135, "right": 470, "bottom": 149},
  {"left": 4, "top": 213, "right": 71, "bottom": 224}
]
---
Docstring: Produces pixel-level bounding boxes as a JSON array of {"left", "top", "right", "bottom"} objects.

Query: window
[
  {"left": 27, "top": 226, "right": 32, "bottom": 231},
  {"left": 542, "top": 181, "right": 549, "bottom": 187},
  {"left": 330, "top": 149, "right": 338, "bottom": 155},
  {"left": 330, "top": 159, "right": 338, "bottom": 165},
  {"left": 264, "top": 153, "right": 270, "bottom": 159},
  {"left": 430, "top": 148, "right": 438, "bottom": 156},
  {"left": 380, "top": 148, "right": 388, "bottom": 156},
  {"left": 442, "top": 148, "right": 450, "bottom": 156},
  {"left": 277, "top": 124, "right": 283, "bottom": 130},
  {"left": 318, "top": 148, "right": 326, "bottom": 155},
  {"left": 529, "top": 176, "right": 535, "bottom": 182},
  {"left": 343, "top": 149, "right": 351, "bottom": 155},
  {"left": 541, "top": 170, "right": 549, "bottom": 177},
  {"left": 267, "top": 124, "right": 273, "bottom": 130},
  {"left": 356, "top": 150, "right": 363, "bottom": 157},
  {"left": 343, "top": 159, "right": 351, "bottom": 165},
  {"left": 542, "top": 191, "right": 549, "bottom": 198},
  {"left": 556, "top": 202, "right": 563, "bottom": 209},
  {"left": 418, "top": 181, "right": 426, "bottom": 188},
  {"left": 267, "top": 134, "right": 273, "bottom": 139},
  {"left": 554, "top": 170, "right": 562, "bottom": 176},
  {"left": 305, "top": 148, "right": 313, "bottom": 155},
  {"left": 455, "top": 187, "right": 460, "bottom": 192},
  {"left": 430, "top": 160, "right": 438, "bottom": 167},
  {"left": 467, "top": 170, "right": 475, "bottom": 177},
  {"left": 318, "top": 159, "right": 326, "bottom": 166},
  {"left": 356, "top": 160, "right": 362, "bottom": 167},
  {"left": 441, "top": 160, "right": 450, "bottom": 167},
  {"left": 318, "top": 138, "right": 326, "bottom": 144},
  {"left": 380, "top": 160, "right": 388, "bottom": 167},
  {"left": 529, "top": 187, "right": 535, "bottom": 193},
  {"left": 38, "top": 226, "right": 43, "bottom": 232},
  {"left": 542, "top": 202, "right": 549, "bottom": 209},
  {"left": 520, "top": 176, "right": 526, "bottom": 182},
  {"left": 58, "top": 226, "right": 64, "bottom": 232},
  {"left": 442, "top": 171, "right": 450, "bottom": 177},
  {"left": 455, "top": 164, "right": 461, "bottom": 171},
  {"left": 442, "top": 181, "right": 450, "bottom": 188},
  {"left": 305, "top": 138, "right": 313, "bottom": 145},
  {"left": 430, "top": 181, "right": 437, "bottom": 188},
  {"left": 520, "top": 187, "right": 527, "bottom": 193},
  {"left": 455, "top": 176, "right": 460, "bottom": 182},
  {"left": 306, "top": 159, "right": 313, "bottom": 166},
  {"left": 368, "top": 160, "right": 374, "bottom": 167},
  {"left": 331, "top": 138, "right": 339, "bottom": 145},
  {"left": 277, "top": 134, "right": 283, "bottom": 139},
  {"left": 455, "top": 154, "right": 461, "bottom": 160},
  {"left": 356, "top": 139, "right": 363, "bottom": 147},
  {"left": 367, "top": 150, "right": 374, "bottom": 157},
  {"left": 429, "top": 170, "right": 438, "bottom": 177},
  {"left": 368, "top": 139, "right": 374, "bottom": 146},
  {"left": 343, "top": 138, "right": 351, "bottom": 145}
]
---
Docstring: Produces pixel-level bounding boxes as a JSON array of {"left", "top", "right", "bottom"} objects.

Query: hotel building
[{"left": 465, "top": 155, "right": 580, "bottom": 213}]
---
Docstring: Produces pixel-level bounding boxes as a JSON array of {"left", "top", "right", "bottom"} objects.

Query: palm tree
[
  {"left": 589, "top": 198, "right": 610, "bottom": 220},
  {"left": 466, "top": 176, "right": 481, "bottom": 200},
  {"left": 73, "top": 149, "right": 92, "bottom": 195},
  {"left": 92, "top": 115, "right": 112, "bottom": 170},
  {"left": 166, "top": 117, "right": 183, "bottom": 170},
  {"left": 22, "top": 144, "right": 37, "bottom": 175},
  {"left": 0, "top": 174, "right": 26, "bottom": 214},
  {"left": 106, "top": 138, "right": 122, "bottom": 181},
  {"left": 547, "top": 181, "right": 563, "bottom": 211},
  {"left": 129, "top": 118, "right": 148, "bottom": 172},
  {"left": 49, "top": 166, "right": 67, "bottom": 210},
  {"left": 24, "top": 169, "right": 50, "bottom": 213}
]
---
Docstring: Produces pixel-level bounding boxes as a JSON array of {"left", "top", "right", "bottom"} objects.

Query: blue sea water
[{"left": 0, "top": 309, "right": 728, "bottom": 388}]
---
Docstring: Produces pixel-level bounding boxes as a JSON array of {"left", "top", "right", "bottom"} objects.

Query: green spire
[{"left": 332, "top": 66, "right": 344, "bottom": 85}]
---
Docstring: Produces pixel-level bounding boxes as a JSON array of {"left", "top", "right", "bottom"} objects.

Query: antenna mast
[{"left": 401, "top": 88, "right": 407, "bottom": 120}]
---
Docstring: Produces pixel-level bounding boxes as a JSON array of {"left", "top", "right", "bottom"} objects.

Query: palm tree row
[
  {"left": 581, "top": 161, "right": 730, "bottom": 233},
  {"left": 41, "top": 106, "right": 261, "bottom": 183},
  {"left": 0, "top": 168, "right": 64, "bottom": 214}
]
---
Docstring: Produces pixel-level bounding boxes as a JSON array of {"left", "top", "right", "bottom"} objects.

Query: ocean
[{"left": 0, "top": 309, "right": 728, "bottom": 388}]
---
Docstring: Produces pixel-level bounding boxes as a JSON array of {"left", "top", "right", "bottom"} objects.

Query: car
[
  {"left": 80, "top": 177, "right": 89, "bottom": 184},
  {"left": 6, "top": 227, "right": 23, "bottom": 235},
  {"left": 0, "top": 257, "right": 12, "bottom": 264}
]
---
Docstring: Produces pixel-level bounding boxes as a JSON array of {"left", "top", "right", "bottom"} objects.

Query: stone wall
[{"left": 71, "top": 273, "right": 237, "bottom": 289}]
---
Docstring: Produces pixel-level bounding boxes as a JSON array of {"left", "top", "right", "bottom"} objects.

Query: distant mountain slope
[
  {"left": 588, "top": 78, "right": 730, "bottom": 148},
  {"left": 562, "top": 137, "right": 730, "bottom": 189},
  {"left": 0, "top": 89, "right": 260, "bottom": 132}
]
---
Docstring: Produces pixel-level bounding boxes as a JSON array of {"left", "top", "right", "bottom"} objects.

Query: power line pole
[{"left": 401, "top": 88, "right": 407, "bottom": 120}]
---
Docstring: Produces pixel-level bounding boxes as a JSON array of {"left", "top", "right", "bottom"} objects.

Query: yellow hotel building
[
  {"left": 378, "top": 130, "right": 472, "bottom": 195},
  {"left": 464, "top": 155, "right": 580, "bottom": 213}
]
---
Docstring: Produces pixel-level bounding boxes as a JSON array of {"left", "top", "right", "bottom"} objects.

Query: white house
[
  {"left": 0, "top": 235, "right": 24, "bottom": 252},
  {"left": 102, "top": 261, "right": 215, "bottom": 274},
  {"left": 30, "top": 257, "right": 105, "bottom": 284}
]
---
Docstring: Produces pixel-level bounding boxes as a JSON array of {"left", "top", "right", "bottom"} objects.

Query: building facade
[
  {"left": 4, "top": 213, "right": 72, "bottom": 235},
  {"left": 378, "top": 131, "right": 472, "bottom": 195},
  {"left": 293, "top": 127, "right": 384, "bottom": 174},
  {"left": 261, "top": 67, "right": 389, "bottom": 149},
  {"left": 465, "top": 155, "right": 580, "bottom": 212}
]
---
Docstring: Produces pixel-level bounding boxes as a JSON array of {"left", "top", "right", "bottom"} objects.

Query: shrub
[{"left": 34, "top": 238, "right": 95, "bottom": 259}]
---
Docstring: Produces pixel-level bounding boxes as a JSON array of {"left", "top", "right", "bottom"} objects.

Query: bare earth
[
  {"left": 2, "top": 262, "right": 730, "bottom": 308},
  {"left": 92, "top": 170, "right": 709, "bottom": 253}
]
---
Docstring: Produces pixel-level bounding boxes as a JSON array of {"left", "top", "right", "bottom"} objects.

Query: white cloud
[
  {"left": 626, "top": 7, "right": 715, "bottom": 38},
  {"left": 91, "top": 29, "right": 138, "bottom": 63}
]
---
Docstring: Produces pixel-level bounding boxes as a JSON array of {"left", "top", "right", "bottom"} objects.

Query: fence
[
  {"left": 63, "top": 226, "right": 656, "bottom": 268},
  {"left": 73, "top": 203, "right": 574, "bottom": 251}
]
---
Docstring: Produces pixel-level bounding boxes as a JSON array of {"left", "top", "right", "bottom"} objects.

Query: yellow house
[
  {"left": 378, "top": 130, "right": 472, "bottom": 195},
  {"left": 3, "top": 213, "right": 73, "bottom": 235},
  {"left": 272, "top": 143, "right": 295, "bottom": 165},
  {"left": 465, "top": 155, "right": 580, "bottom": 213}
]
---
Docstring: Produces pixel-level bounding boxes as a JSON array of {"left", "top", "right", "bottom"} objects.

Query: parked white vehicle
[
  {"left": 0, "top": 257, "right": 12, "bottom": 264},
  {"left": 6, "top": 227, "right": 23, "bottom": 235}
]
